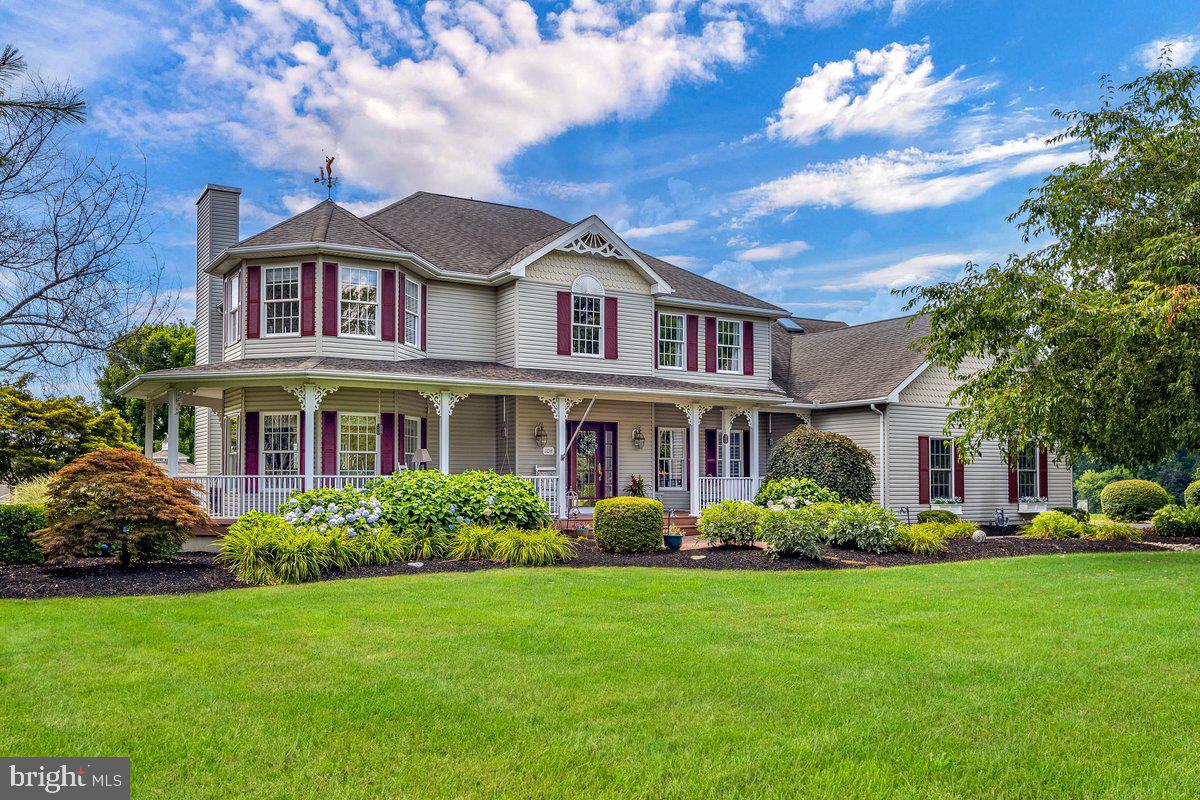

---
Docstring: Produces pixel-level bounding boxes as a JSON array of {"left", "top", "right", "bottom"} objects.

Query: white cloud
[
  {"left": 768, "top": 42, "right": 973, "bottom": 144},
  {"left": 709, "top": 0, "right": 925, "bottom": 26},
  {"left": 521, "top": 179, "right": 613, "bottom": 199},
  {"left": 735, "top": 240, "right": 810, "bottom": 261},
  {"left": 658, "top": 254, "right": 706, "bottom": 269},
  {"left": 618, "top": 219, "right": 698, "bottom": 238},
  {"left": 821, "top": 251, "right": 980, "bottom": 290},
  {"left": 704, "top": 259, "right": 785, "bottom": 298},
  {"left": 736, "top": 133, "right": 1087, "bottom": 218},
  {"left": 1136, "top": 35, "right": 1200, "bottom": 69}
]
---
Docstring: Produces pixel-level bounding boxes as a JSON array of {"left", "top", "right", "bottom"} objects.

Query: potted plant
[
  {"left": 627, "top": 474, "right": 646, "bottom": 497},
  {"left": 930, "top": 496, "right": 964, "bottom": 515},
  {"left": 1019, "top": 496, "right": 1049, "bottom": 514},
  {"left": 663, "top": 524, "right": 684, "bottom": 551}
]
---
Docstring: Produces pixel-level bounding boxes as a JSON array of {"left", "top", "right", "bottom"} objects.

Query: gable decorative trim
[{"left": 559, "top": 231, "right": 621, "bottom": 260}]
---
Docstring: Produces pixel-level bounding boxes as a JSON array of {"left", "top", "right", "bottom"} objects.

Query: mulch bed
[{"left": 0, "top": 535, "right": 1173, "bottom": 601}]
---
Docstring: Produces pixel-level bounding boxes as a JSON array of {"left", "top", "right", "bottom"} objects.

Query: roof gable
[
  {"left": 236, "top": 200, "right": 397, "bottom": 250},
  {"left": 787, "top": 314, "right": 929, "bottom": 405}
]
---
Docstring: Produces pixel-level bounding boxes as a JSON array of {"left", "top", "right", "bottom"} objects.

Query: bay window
[
  {"left": 263, "top": 266, "right": 300, "bottom": 336},
  {"left": 261, "top": 413, "right": 299, "bottom": 474},
  {"left": 716, "top": 319, "right": 741, "bottom": 372},
  {"left": 658, "top": 428, "right": 685, "bottom": 489},
  {"left": 339, "top": 266, "right": 379, "bottom": 337},
  {"left": 657, "top": 312, "right": 684, "bottom": 369},
  {"left": 338, "top": 413, "right": 377, "bottom": 475}
]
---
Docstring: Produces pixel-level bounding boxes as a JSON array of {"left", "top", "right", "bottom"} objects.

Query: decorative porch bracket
[
  {"left": 538, "top": 395, "right": 584, "bottom": 519},
  {"left": 284, "top": 384, "right": 339, "bottom": 488},
  {"left": 675, "top": 402, "right": 713, "bottom": 516},
  {"left": 419, "top": 390, "right": 469, "bottom": 473}
]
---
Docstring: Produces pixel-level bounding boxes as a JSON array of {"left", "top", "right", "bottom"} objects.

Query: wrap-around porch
[{"left": 143, "top": 382, "right": 797, "bottom": 522}]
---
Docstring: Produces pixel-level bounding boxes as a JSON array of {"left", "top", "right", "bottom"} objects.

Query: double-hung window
[
  {"left": 657, "top": 312, "right": 684, "bottom": 369},
  {"left": 1017, "top": 445, "right": 1040, "bottom": 498},
  {"left": 224, "top": 273, "right": 240, "bottom": 346},
  {"left": 718, "top": 431, "right": 745, "bottom": 477},
  {"left": 658, "top": 428, "right": 685, "bottom": 489},
  {"left": 404, "top": 416, "right": 422, "bottom": 469},
  {"left": 263, "top": 266, "right": 300, "bottom": 336},
  {"left": 716, "top": 319, "right": 741, "bottom": 372},
  {"left": 929, "top": 438, "right": 954, "bottom": 500},
  {"left": 572, "top": 295, "right": 602, "bottom": 356},
  {"left": 261, "top": 413, "right": 299, "bottom": 475},
  {"left": 223, "top": 415, "right": 239, "bottom": 474},
  {"left": 338, "top": 413, "right": 377, "bottom": 475},
  {"left": 404, "top": 277, "right": 420, "bottom": 345},
  {"left": 339, "top": 267, "right": 379, "bottom": 337}
]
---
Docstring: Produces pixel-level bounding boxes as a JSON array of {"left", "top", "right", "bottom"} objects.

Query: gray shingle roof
[
  {"left": 231, "top": 191, "right": 784, "bottom": 313},
  {"left": 132, "top": 356, "right": 789, "bottom": 400},
  {"left": 786, "top": 314, "right": 929, "bottom": 404}
]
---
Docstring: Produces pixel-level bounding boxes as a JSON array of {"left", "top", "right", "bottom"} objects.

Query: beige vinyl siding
[
  {"left": 194, "top": 410, "right": 221, "bottom": 475},
  {"left": 761, "top": 411, "right": 805, "bottom": 475},
  {"left": 898, "top": 358, "right": 990, "bottom": 407},
  {"left": 195, "top": 189, "right": 237, "bottom": 368},
  {"left": 425, "top": 282, "right": 496, "bottom": 361},
  {"left": 496, "top": 282, "right": 518, "bottom": 365},
  {"left": 811, "top": 408, "right": 882, "bottom": 503},
  {"left": 652, "top": 303, "right": 773, "bottom": 389},
  {"left": 525, "top": 251, "right": 653, "bottom": 293},
  {"left": 495, "top": 396, "right": 517, "bottom": 473},
  {"left": 885, "top": 404, "right": 1073, "bottom": 522}
]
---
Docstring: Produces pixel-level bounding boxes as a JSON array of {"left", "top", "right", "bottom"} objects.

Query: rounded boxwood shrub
[
  {"left": 765, "top": 425, "right": 875, "bottom": 502},
  {"left": 697, "top": 500, "right": 761, "bottom": 547},
  {"left": 594, "top": 497, "right": 664, "bottom": 553},
  {"left": 917, "top": 509, "right": 958, "bottom": 524},
  {"left": 1100, "top": 479, "right": 1171, "bottom": 522},
  {"left": 0, "top": 503, "right": 46, "bottom": 565},
  {"left": 754, "top": 477, "right": 840, "bottom": 508},
  {"left": 1184, "top": 480, "right": 1200, "bottom": 508}
]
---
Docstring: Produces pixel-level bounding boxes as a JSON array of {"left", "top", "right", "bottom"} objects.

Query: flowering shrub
[
  {"left": 697, "top": 500, "right": 761, "bottom": 546},
  {"left": 754, "top": 477, "right": 840, "bottom": 509},
  {"left": 367, "top": 470, "right": 548, "bottom": 534},
  {"left": 280, "top": 487, "right": 382, "bottom": 533}
]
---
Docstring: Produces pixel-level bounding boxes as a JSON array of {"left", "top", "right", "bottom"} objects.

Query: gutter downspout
[{"left": 870, "top": 403, "right": 887, "bottom": 508}]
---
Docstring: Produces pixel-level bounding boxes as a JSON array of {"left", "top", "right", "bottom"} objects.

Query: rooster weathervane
[{"left": 313, "top": 154, "right": 339, "bottom": 199}]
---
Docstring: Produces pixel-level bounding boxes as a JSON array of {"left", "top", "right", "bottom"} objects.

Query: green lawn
[{"left": 4, "top": 554, "right": 1200, "bottom": 799}]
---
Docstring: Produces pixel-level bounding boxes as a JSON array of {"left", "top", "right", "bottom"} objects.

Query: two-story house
[{"left": 118, "top": 185, "right": 1072, "bottom": 524}]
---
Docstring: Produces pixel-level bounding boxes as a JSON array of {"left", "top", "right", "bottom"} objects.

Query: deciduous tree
[{"left": 97, "top": 323, "right": 195, "bottom": 458}]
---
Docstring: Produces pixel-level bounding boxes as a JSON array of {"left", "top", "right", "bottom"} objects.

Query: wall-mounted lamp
[
  {"left": 533, "top": 423, "right": 547, "bottom": 449},
  {"left": 631, "top": 427, "right": 645, "bottom": 449}
]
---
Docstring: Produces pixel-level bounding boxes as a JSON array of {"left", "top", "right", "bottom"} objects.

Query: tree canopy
[
  {"left": 0, "top": 379, "right": 134, "bottom": 484},
  {"left": 904, "top": 63, "right": 1200, "bottom": 467},
  {"left": 97, "top": 323, "right": 195, "bottom": 459}
]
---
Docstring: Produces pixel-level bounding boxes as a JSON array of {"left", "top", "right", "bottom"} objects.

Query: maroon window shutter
[
  {"left": 381, "top": 269, "right": 396, "bottom": 342},
  {"left": 1008, "top": 446, "right": 1019, "bottom": 503},
  {"left": 380, "top": 412, "right": 395, "bottom": 475},
  {"left": 604, "top": 296, "right": 618, "bottom": 359},
  {"left": 246, "top": 265, "right": 261, "bottom": 339},
  {"left": 917, "top": 435, "right": 930, "bottom": 504},
  {"left": 322, "top": 263, "right": 339, "bottom": 336},
  {"left": 743, "top": 320, "right": 754, "bottom": 375},
  {"left": 705, "top": 317, "right": 717, "bottom": 373},
  {"left": 742, "top": 432, "right": 751, "bottom": 478},
  {"left": 300, "top": 262, "right": 316, "bottom": 336},
  {"left": 321, "top": 411, "right": 337, "bottom": 475},
  {"left": 1038, "top": 448, "right": 1049, "bottom": 497},
  {"left": 653, "top": 312, "right": 659, "bottom": 368},
  {"left": 244, "top": 412, "right": 259, "bottom": 475},
  {"left": 557, "top": 291, "right": 571, "bottom": 355},
  {"left": 686, "top": 315, "right": 699, "bottom": 371},
  {"left": 704, "top": 430, "right": 717, "bottom": 477},
  {"left": 398, "top": 277, "right": 407, "bottom": 345},
  {"left": 397, "top": 414, "right": 406, "bottom": 467},
  {"left": 654, "top": 427, "right": 660, "bottom": 491},
  {"left": 420, "top": 282, "right": 427, "bottom": 351},
  {"left": 954, "top": 444, "right": 965, "bottom": 502}
]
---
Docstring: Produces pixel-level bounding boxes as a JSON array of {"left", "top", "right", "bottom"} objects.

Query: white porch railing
[
  {"left": 189, "top": 475, "right": 304, "bottom": 519},
  {"left": 312, "top": 475, "right": 376, "bottom": 492},
  {"left": 521, "top": 475, "right": 559, "bottom": 514},
  {"left": 698, "top": 477, "right": 761, "bottom": 508}
]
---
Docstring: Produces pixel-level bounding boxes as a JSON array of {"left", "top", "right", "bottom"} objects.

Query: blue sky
[{"left": 3, "top": 0, "right": 1198, "bottom": 325}]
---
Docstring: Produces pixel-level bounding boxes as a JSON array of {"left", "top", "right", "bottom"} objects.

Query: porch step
[{"left": 557, "top": 514, "right": 699, "bottom": 537}]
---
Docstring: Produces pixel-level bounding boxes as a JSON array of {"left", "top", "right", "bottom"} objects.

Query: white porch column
[
  {"left": 285, "top": 384, "right": 336, "bottom": 489},
  {"left": 143, "top": 402, "right": 156, "bottom": 459},
  {"left": 166, "top": 388, "right": 180, "bottom": 476},
  {"left": 420, "top": 390, "right": 467, "bottom": 474},
  {"left": 538, "top": 394, "right": 580, "bottom": 519},
  {"left": 677, "top": 402, "right": 710, "bottom": 516},
  {"left": 749, "top": 409, "right": 761, "bottom": 487}
]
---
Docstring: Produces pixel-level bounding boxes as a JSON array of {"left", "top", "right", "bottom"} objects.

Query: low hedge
[
  {"left": 1151, "top": 505, "right": 1200, "bottom": 537},
  {"left": 917, "top": 509, "right": 959, "bottom": 524},
  {"left": 594, "top": 497, "right": 663, "bottom": 553},
  {"left": 1100, "top": 479, "right": 1171, "bottom": 522},
  {"left": 0, "top": 503, "right": 46, "bottom": 565}
]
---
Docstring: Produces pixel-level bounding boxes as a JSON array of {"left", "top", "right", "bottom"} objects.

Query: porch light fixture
[
  {"left": 533, "top": 423, "right": 547, "bottom": 448},
  {"left": 631, "top": 427, "right": 645, "bottom": 449}
]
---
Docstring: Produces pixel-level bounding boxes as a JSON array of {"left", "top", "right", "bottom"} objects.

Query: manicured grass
[{"left": 4, "top": 554, "right": 1200, "bottom": 799}]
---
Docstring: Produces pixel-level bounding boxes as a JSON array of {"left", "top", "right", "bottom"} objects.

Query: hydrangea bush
[
  {"left": 280, "top": 487, "right": 383, "bottom": 534},
  {"left": 754, "top": 477, "right": 840, "bottom": 509}
]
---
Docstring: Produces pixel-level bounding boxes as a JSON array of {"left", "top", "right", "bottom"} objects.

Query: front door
[{"left": 568, "top": 421, "right": 617, "bottom": 505}]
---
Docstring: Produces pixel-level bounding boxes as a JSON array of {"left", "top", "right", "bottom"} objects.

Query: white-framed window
[
  {"left": 1018, "top": 445, "right": 1039, "bottom": 499},
  {"left": 339, "top": 266, "right": 379, "bottom": 337},
  {"left": 224, "top": 272, "right": 240, "bottom": 346},
  {"left": 404, "top": 416, "right": 422, "bottom": 469},
  {"left": 263, "top": 266, "right": 300, "bottom": 336},
  {"left": 404, "top": 276, "right": 421, "bottom": 346},
  {"left": 223, "top": 415, "right": 240, "bottom": 474},
  {"left": 929, "top": 438, "right": 954, "bottom": 500},
  {"left": 716, "top": 319, "right": 742, "bottom": 373},
  {"left": 572, "top": 295, "right": 602, "bottom": 356},
  {"left": 261, "top": 413, "right": 299, "bottom": 475},
  {"left": 658, "top": 428, "right": 685, "bottom": 489},
  {"left": 718, "top": 430, "right": 745, "bottom": 478},
  {"left": 657, "top": 312, "right": 685, "bottom": 369},
  {"left": 338, "top": 413, "right": 377, "bottom": 475}
]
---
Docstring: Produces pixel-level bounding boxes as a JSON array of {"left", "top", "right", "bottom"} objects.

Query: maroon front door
[{"left": 568, "top": 421, "right": 617, "bottom": 504}]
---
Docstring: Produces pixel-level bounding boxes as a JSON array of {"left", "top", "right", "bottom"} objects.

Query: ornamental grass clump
[
  {"left": 1024, "top": 510, "right": 1086, "bottom": 539},
  {"left": 698, "top": 500, "right": 761, "bottom": 547},
  {"left": 448, "top": 524, "right": 500, "bottom": 560},
  {"left": 491, "top": 527, "right": 575, "bottom": 566},
  {"left": 1084, "top": 522, "right": 1143, "bottom": 542},
  {"left": 348, "top": 527, "right": 408, "bottom": 565},
  {"left": 36, "top": 448, "right": 209, "bottom": 567},
  {"left": 895, "top": 523, "right": 949, "bottom": 556},
  {"left": 217, "top": 512, "right": 304, "bottom": 585}
]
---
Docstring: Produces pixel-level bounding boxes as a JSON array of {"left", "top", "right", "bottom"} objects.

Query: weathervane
[{"left": 313, "top": 154, "right": 338, "bottom": 199}]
